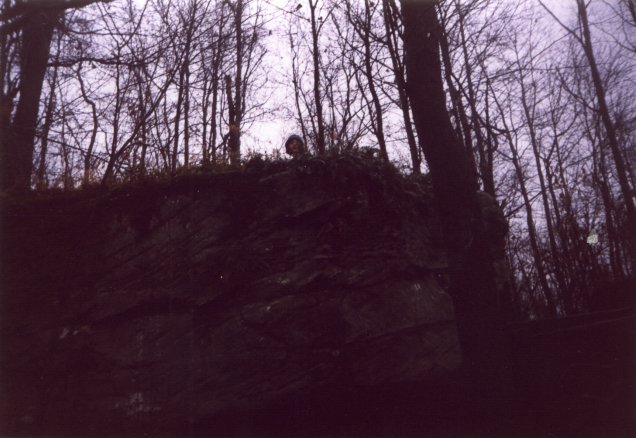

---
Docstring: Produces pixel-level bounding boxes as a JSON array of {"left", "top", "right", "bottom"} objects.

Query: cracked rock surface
[{"left": 1, "top": 155, "right": 459, "bottom": 435}]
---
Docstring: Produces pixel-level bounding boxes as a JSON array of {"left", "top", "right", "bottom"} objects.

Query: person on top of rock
[{"left": 285, "top": 134, "right": 306, "bottom": 158}]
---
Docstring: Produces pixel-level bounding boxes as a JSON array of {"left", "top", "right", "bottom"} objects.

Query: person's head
[{"left": 285, "top": 134, "right": 306, "bottom": 156}]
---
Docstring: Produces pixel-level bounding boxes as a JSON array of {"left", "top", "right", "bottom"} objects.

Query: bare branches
[{"left": 2, "top": 0, "right": 633, "bottom": 316}]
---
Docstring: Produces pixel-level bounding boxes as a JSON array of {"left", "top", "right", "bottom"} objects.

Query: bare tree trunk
[
  {"left": 350, "top": 0, "right": 388, "bottom": 161},
  {"left": 382, "top": 0, "right": 420, "bottom": 172},
  {"left": 1, "top": 9, "right": 58, "bottom": 191},
  {"left": 209, "top": 73, "right": 219, "bottom": 163},
  {"left": 183, "top": 63, "right": 190, "bottom": 167},
  {"left": 309, "top": 0, "right": 325, "bottom": 154},
  {"left": 59, "top": 104, "right": 73, "bottom": 188},
  {"left": 454, "top": 2, "right": 494, "bottom": 196},
  {"left": 36, "top": 36, "right": 62, "bottom": 190},
  {"left": 1, "top": 0, "right": 112, "bottom": 191},
  {"left": 102, "top": 48, "right": 123, "bottom": 183},
  {"left": 172, "top": 68, "right": 185, "bottom": 173},
  {"left": 289, "top": 30, "right": 308, "bottom": 143},
  {"left": 201, "top": 54, "right": 211, "bottom": 165},
  {"left": 400, "top": 0, "right": 506, "bottom": 372},
  {"left": 76, "top": 62, "right": 99, "bottom": 185},
  {"left": 225, "top": 0, "right": 244, "bottom": 165},
  {"left": 208, "top": 36, "right": 223, "bottom": 164},
  {"left": 0, "top": 0, "right": 11, "bottom": 142},
  {"left": 438, "top": 18, "right": 472, "bottom": 151},
  {"left": 136, "top": 65, "right": 150, "bottom": 176},
  {"left": 225, "top": 75, "right": 239, "bottom": 165}
]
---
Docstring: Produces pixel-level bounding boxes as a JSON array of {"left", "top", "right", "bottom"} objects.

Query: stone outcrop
[{"left": 1, "top": 155, "right": 459, "bottom": 435}]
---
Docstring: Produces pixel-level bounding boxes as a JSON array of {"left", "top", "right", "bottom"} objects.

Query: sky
[
  {"left": 240, "top": 0, "right": 576, "bottom": 158},
  {"left": 241, "top": 0, "right": 308, "bottom": 157},
  {"left": 124, "top": 0, "right": 585, "bottom": 161}
]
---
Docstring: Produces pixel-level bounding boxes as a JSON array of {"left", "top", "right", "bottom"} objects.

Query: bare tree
[
  {"left": 400, "top": 0, "right": 505, "bottom": 370},
  {"left": 0, "top": 0, "right": 112, "bottom": 191},
  {"left": 540, "top": 0, "right": 636, "bottom": 284},
  {"left": 381, "top": 0, "right": 420, "bottom": 172},
  {"left": 344, "top": 0, "right": 388, "bottom": 161}
]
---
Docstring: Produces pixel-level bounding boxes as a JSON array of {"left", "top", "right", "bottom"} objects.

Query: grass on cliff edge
[{"left": 0, "top": 151, "right": 433, "bottom": 208}]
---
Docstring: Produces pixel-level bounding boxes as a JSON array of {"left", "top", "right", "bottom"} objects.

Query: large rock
[{"left": 1, "top": 155, "right": 459, "bottom": 435}]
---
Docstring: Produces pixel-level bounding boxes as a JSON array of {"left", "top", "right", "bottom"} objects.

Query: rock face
[{"left": 1, "top": 156, "right": 459, "bottom": 435}]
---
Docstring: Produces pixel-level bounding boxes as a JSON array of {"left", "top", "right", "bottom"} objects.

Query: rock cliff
[{"left": 1, "top": 155, "right": 460, "bottom": 435}]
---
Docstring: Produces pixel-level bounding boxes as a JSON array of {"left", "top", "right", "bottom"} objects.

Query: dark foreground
[
  {"left": 181, "top": 307, "right": 636, "bottom": 438},
  {"left": 171, "top": 307, "right": 635, "bottom": 438},
  {"left": 3, "top": 307, "right": 633, "bottom": 438}
]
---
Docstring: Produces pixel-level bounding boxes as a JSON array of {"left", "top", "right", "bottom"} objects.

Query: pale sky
[{"left": 125, "top": 0, "right": 583, "bottom": 161}]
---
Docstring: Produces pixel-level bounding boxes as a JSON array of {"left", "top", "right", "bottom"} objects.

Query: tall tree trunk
[
  {"left": 136, "top": 66, "right": 149, "bottom": 176},
  {"left": 309, "top": 0, "right": 325, "bottom": 154},
  {"left": 454, "top": 3, "right": 494, "bottom": 196},
  {"left": 1, "top": 9, "right": 59, "bottom": 191},
  {"left": 0, "top": 0, "right": 11, "bottom": 141},
  {"left": 201, "top": 55, "right": 211, "bottom": 165},
  {"left": 77, "top": 62, "right": 99, "bottom": 185},
  {"left": 225, "top": 75, "right": 239, "bottom": 165},
  {"left": 102, "top": 50, "right": 123, "bottom": 184},
  {"left": 289, "top": 32, "right": 308, "bottom": 144},
  {"left": 183, "top": 64, "right": 190, "bottom": 167},
  {"left": 209, "top": 45, "right": 222, "bottom": 164},
  {"left": 438, "top": 21, "right": 472, "bottom": 153},
  {"left": 226, "top": 0, "right": 243, "bottom": 165},
  {"left": 400, "top": 0, "right": 506, "bottom": 372},
  {"left": 358, "top": 0, "right": 388, "bottom": 161},
  {"left": 172, "top": 69, "right": 185, "bottom": 174},
  {"left": 36, "top": 42, "right": 61, "bottom": 190},
  {"left": 382, "top": 0, "right": 420, "bottom": 173},
  {"left": 209, "top": 75, "right": 219, "bottom": 164}
]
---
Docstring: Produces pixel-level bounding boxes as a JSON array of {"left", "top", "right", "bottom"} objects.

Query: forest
[{"left": 0, "top": 0, "right": 634, "bottom": 320}]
